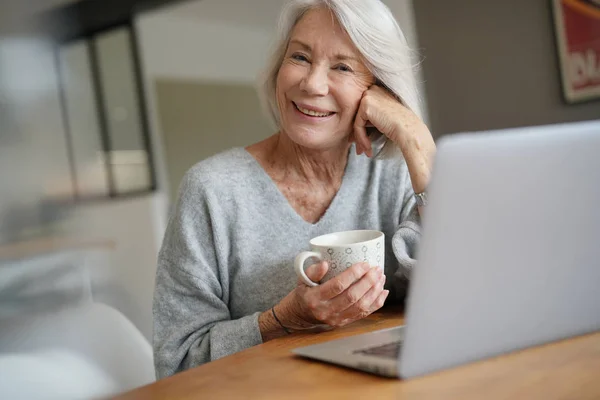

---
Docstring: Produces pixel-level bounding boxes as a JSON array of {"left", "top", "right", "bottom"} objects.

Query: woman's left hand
[{"left": 352, "top": 85, "right": 436, "bottom": 195}]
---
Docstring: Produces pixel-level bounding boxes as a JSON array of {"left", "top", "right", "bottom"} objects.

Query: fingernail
[{"left": 384, "top": 290, "right": 390, "bottom": 296}]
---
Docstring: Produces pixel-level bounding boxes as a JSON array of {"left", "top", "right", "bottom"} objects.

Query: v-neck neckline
[{"left": 240, "top": 145, "right": 358, "bottom": 227}]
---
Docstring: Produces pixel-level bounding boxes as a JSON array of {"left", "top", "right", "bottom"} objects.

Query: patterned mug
[{"left": 294, "top": 230, "right": 385, "bottom": 287}]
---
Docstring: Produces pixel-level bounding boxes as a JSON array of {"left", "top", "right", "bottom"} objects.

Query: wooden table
[{"left": 115, "top": 306, "right": 600, "bottom": 400}]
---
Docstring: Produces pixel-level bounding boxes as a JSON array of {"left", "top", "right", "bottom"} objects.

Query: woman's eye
[
  {"left": 292, "top": 54, "right": 308, "bottom": 62},
  {"left": 335, "top": 64, "right": 353, "bottom": 72}
]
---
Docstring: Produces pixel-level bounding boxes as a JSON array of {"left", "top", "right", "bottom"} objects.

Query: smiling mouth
[{"left": 293, "top": 102, "right": 335, "bottom": 118}]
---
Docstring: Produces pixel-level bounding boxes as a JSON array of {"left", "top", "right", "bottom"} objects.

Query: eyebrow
[{"left": 288, "top": 39, "right": 360, "bottom": 63}]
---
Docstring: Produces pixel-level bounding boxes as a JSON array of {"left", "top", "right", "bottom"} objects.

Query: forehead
[{"left": 289, "top": 7, "right": 360, "bottom": 58}]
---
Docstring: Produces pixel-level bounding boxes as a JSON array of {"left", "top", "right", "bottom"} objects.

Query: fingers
[
  {"left": 338, "top": 274, "right": 385, "bottom": 321},
  {"left": 319, "top": 262, "right": 371, "bottom": 300},
  {"left": 328, "top": 266, "right": 383, "bottom": 312},
  {"left": 300, "top": 263, "right": 388, "bottom": 328},
  {"left": 330, "top": 283, "right": 389, "bottom": 327},
  {"left": 353, "top": 108, "right": 372, "bottom": 157},
  {"left": 303, "top": 261, "right": 329, "bottom": 283}
]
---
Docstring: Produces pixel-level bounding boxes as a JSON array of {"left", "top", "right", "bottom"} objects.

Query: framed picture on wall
[{"left": 552, "top": 0, "right": 600, "bottom": 103}]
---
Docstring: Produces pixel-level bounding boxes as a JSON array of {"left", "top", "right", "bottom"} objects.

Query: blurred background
[{"left": 0, "top": 0, "right": 598, "bottom": 398}]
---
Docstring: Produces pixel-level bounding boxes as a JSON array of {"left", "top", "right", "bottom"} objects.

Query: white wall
[
  {"left": 136, "top": 14, "right": 272, "bottom": 84},
  {"left": 135, "top": 7, "right": 275, "bottom": 203}
]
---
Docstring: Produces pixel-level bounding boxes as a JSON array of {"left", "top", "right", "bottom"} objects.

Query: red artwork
[{"left": 553, "top": 0, "right": 600, "bottom": 102}]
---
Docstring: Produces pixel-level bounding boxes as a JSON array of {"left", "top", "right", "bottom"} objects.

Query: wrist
[
  {"left": 272, "top": 304, "right": 293, "bottom": 334},
  {"left": 400, "top": 137, "right": 435, "bottom": 195},
  {"left": 258, "top": 308, "right": 288, "bottom": 342},
  {"left": 278, "top": 290, "right": 317, "bottom": 331}
]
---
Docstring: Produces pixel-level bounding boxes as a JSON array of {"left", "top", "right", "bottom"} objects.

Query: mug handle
[{"left": 294, "top": 251, "right": 323, "bottom": 287}]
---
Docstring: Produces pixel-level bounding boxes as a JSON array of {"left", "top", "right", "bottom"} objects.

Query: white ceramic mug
[{"left": 294, "top": 230, "right": 385, "bottom": 287}]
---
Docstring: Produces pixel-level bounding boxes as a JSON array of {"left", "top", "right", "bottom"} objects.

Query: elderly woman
[{"left": 153, "top": 0, "right": 436, "bottom": 378}]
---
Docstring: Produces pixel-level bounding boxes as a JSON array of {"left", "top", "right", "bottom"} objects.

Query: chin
[{"left": 283, "top": 127, "right": 344, "bottom": 150}]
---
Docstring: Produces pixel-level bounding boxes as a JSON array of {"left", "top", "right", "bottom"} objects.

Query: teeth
[{"left": 296, "top": 105, "right": 331, "bottom": 117}]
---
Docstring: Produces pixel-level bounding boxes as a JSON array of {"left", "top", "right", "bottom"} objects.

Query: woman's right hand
[{"left": 276, "top": 261, "right": 389, "bottom": 329}]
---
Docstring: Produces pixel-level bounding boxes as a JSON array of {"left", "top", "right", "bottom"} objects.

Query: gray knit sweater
[{"left": 153, "top": 145, "right": 421, "bottom": 378}]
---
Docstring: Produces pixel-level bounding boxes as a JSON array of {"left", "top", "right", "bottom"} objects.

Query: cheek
[
  {"left": 275, "top": 71, "right": 287, "bottom": 105},
  {"left": 276, "top": 63, "right": 301, "bottom": 97}
]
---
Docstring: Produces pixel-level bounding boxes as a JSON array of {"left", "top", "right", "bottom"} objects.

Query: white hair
[{"left": 258, "top": 0, "right": 423, "bottom": 159}]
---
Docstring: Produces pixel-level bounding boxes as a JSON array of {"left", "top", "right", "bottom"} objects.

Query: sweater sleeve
[
  {"left": 153, "top": 171, "right": 263, "bottom": 379},
  {"left": 391, "top": 165, "right": 422, "bottom": 285}
]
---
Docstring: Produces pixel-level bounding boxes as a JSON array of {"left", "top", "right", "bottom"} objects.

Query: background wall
[
  {"left": 155, "top": 80, "right": 272, "bottom": 201},
  {"left": 413, "top": 0, "right": 600, "bottom": 138},
  {"left": 135, "top": 10, "right": 276, "bottom": 201},
  {"left": 135, "top": 15, "right": 273, "bottom": 84}
]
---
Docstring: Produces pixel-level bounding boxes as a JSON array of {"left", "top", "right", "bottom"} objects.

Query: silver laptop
[{"left": 293, "top": 120, "right": 600, "bottom": 379}]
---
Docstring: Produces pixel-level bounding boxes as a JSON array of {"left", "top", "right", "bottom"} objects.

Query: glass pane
[
  {"left": 94, "top": 28, "right": 151, "bottom": 194},
  {"left": 59, "top": 40, "right": 109, "bottom": 197},
  {"left": 0, "top": 38, "right": 75, "bottom": 242}
]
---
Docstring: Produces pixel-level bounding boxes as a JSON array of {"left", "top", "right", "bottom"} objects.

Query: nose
[{"left": 299, "top": 65, "right": 329, "bottom": 96}]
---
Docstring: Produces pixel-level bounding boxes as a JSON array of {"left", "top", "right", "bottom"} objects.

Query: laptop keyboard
[{"left": 353, "top": 340, "right": 403, "bottom": 359}]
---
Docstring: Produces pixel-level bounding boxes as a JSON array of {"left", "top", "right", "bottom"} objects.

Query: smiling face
[{"left": 275, "top": 7, "right": 375, "bottom": 150}]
